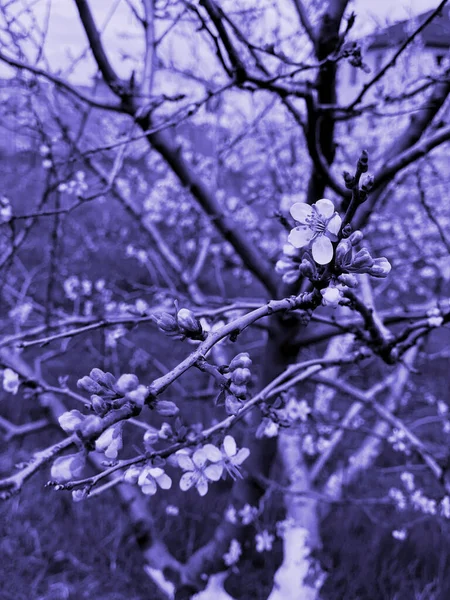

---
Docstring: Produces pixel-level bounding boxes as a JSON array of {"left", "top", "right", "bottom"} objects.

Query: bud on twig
[
  {"left": 177, "top": 308, "right": 204, "bottom": 339},
  {"left": 343, "top": 171, "right": 354, "bottom": 189},
  {"left": 357, "top": 149, "right": 369, "bottom": 173}
]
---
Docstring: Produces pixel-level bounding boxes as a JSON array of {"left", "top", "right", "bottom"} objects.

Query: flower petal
[
  {"left": 327, "top": 213, "right": 342, "bottom": 236},
  {"left": 203, "top": 444, "right": 223, "bottom": 462},
  {"left": 223, "top": 435, "right": 237, "bottom": 458},
  {"left": 290, "top": 202, "right": 312, "bottom": 223},
  {"left": 157, "top": 473, "right": 172, "bottom": 490},
  {"left": 288, "top": 227, "right": 313, "bottom": 249},
  {"left": 315, "top": 198, "right": 335, "bottom": 218},
  {"left": 180, "top": 471, "right": 197, "bottom": 491},
  {"left": 177, "top": 454, "right": 194, "bottom": 471},
  {"left": 204, "top": 463, "right": 224, "bottom": 481},
  {"left": 138, "top": 465, "right": 153, "bottom": 487},
  {"left": 193, "top": 449, "right": 207, "bottom": 468},
  {"left": 141, "top": 479, "right": 157, "bottom": 495},
  {"left": 148, "top": 467, "right": 164, "bottom": 478},
  {"left": 312, "top": 236, "right": 333, "bottom": 265},
  {"left": 232, "top": 447, "right": 250, "bottom": 465},
  {"left": 196, "top": 476, "right": 208, "bottom": 496}
]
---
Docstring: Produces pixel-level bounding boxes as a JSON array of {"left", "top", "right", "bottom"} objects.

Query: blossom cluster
[
  {"left": 177, "top": 436, "right": 250, "bottom": 496},
  {"left": 389, "top": 471, "right": 450, "bottom": 524}
]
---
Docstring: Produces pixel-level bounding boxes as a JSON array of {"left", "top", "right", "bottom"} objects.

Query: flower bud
[
  {"left": 155, "top": 400, "right": 179, "bottom": 417},
  {"left": 368, "top": 257, "right": 392, "bottom": 278},
  {"left": 90, "top": 368, "right": 116, "bottom": 388},
  {"left": 350, "top": 248, "right": 374, "bottom": 270},
  {"left": 225, "top": 394, "right": 242, "bottom": 415},
  {"left": 320, "top": 286, "right": 342, "bottom": 308},
  {"left": 177, "top": 308, "right": 203, "bottom": 336},
  {"left": 51, "top": 453, "right": 86, "bottom": 483},
  {"left": 77, "top": 376, "right": 102, "bottom": 394},
  {"left": 143, "top": 429, "right": 159, "bottom": 448},
  {"left": 358, "top": 149, "right": 369, "bottom": 173},
  {"left": 229, "top": 353, "right": 252, "bottom": 370},
  {"left": 116, "top": 373, "right": 139, "bottom": 394},
  {"left": 343, "top": 171, "right": 354, "bottom": 189},
  {"left": 72, "top": 488, "right": 88, "bottom": 502},
  {"left": 349, "top": 230, "right": 364, "bottom": 246},
  {"left": 231, "top": 367, "right": 252, "bottom": 386},
  {"left": 58, "top": 410, "right": 85, "bottom": 433},
  {"left": 298, "top": 254, "right": 317, "bottom": 279},
  {"left": 153, "top": 313, "right": 179, "bottom": 334},
  {"left": 335, "top": 239, "right": 353, "bottom": 267},
  {"left": 158, "top": 422, "right": 173, "bottom": 439},
  {"left": 91, "top": 394, "right": 106, "bottom": 414},
  {"left": 337, "top": 273, "right": 359, "bottom": 288},
  {"left": 230, "top": 383, "right": 247, "bottom": 398},
  {"left": 79, "top": 414, "right": 103, "bottom": 437},
  {"left": 341, "top": 224, "right": 353, "bottom": 238},
  {"left": 127, "top": 384, "right": 147, "bottom": 407},
  {"left": 361, "top": 175, "right": 374, "bottom": 193}
]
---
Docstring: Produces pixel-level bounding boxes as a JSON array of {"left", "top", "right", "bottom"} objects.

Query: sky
[{"left": 1, "top": 0, "right": 442, "bottom": 83}]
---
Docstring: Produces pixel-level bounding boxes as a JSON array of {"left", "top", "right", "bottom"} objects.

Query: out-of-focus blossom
[
  {"left": 288, "top": 198, "right": 341, "bottom": 265},
  {"left": 225, "top": 504, "right": 237, "bottom": 524},
  {"left": 0, "top": 196, "right": 12, "bottom": 223},
  {"left": 255, "top": 530, "right": 275, "bottom": 553},
  {"left": 223, "top": 539, "right": 242, "bottom": 566},
  {"left": 392, "top": 529, "right": 407, "bottom": 541},
  {"left": 239, "top": 503, "right": 258, "bottom": 525},
  {"left": 2, "top": 368, "right": 20, "bottom": 395}
]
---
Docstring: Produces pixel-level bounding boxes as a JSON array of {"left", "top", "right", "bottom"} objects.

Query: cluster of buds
[
  {"left": 275, "top": 244, "right": 303, "bottom": 284},
  {"left": 153, "top": 308, "right": 205, "bottom": 341},
  {"left": 76, "top": 368, "right": 147, "bottom": 416},
  {"left": 335, "top": 230, "right": 391, "bottom": 278},
  {"left": 225, "top": 352, "right": 252, "bottom": 414}
]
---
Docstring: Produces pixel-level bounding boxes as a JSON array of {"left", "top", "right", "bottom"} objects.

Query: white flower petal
[
  {"left": 288, "top": 227, "right": 313, "bottom": 249},
  {"left": 180, "top": 471, "right": 197, "bottom": 491},
  {"left": 327, "top": 213, "right": 342, "bottom": 236},
  {"left": 138, "top": 465, "right": 153, "bottom": 487},
  {"left": 312, "top": 236, "right": 333, "bottom": 265},
  {"left": 204, "top": 463, "right": 224, "bottom": 481},
  {"left": 196, "top": 477, "right": 208, "bottom": 496},
  {"left": 315, "top": 198, "right": 335, "bottom": 218},
  {"left": 223, "top": 435, "right": 237, "bottom": 458},
  {"left": 177, "top": 454, "right": 194, "bottom": 471},
  {"left": 193, "top": 449, "right": 207, "bottom": 468},
  {"left": 149, "top": 467, "right": 164, "bottom": 478},
  {"left": 203, "top": 444, "right": 223, "bottom": 462},
  {"left": 141, "top": 479, "right": 157, "bottom": 495},
  {"left": 290, "top": 202, "right": 312, "bottom": 223},
  {"left": 157, "top": 473, "right": 172, "bottom": 490},
  {"left": 232, "top": 447, "right": 250, "bottom": 465}
]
